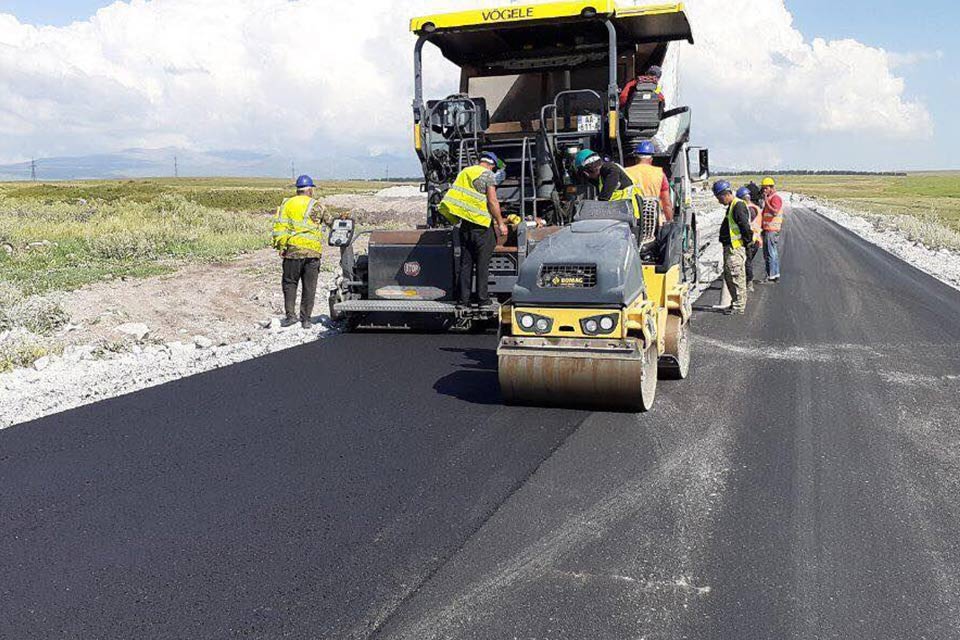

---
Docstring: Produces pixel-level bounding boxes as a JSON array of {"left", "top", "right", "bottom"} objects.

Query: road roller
[{"left": 497, "top": 200, "right": 691, "bottom": 412}]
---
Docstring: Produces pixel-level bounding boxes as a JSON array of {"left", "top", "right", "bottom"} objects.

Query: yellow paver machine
[{"left": 330, "top": 2, "right": 707, "bottom": 336}]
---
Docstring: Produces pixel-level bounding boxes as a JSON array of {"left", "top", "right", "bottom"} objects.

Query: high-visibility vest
[
  {"left": 748, "top": 202, "right": 763, "bottom": 246},
  {"left": 599, "top": 164, "right": 641, "bottom": 218},
  {"left": 762, "top": 193, "right": 784, "bottom": 232},
  {"left": 439, "top": 165, "right": 492, "bottom": 227},
  {"left": 726, "top": 198, "right": 745, "bottom": 250},
  {"left": 272, "top": 195, "right": 324, "bottom": 254},
  {"left": 625, "top": 163, "right": 665, "bottom": 198}
]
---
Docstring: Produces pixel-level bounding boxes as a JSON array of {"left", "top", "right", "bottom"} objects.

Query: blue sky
[
  {"left": 0, "top": 0, "right": 956, "bottom": 173},
  {"left": 0, "top": 0, "right": 108, "bottom": 25},
  {"left": 789, "top": 0, "right": 957, "bottom": 169}
]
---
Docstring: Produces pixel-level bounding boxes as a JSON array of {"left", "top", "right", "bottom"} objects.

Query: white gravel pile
[
  {"left": 688, "top": 191, "right": 725, "bottom": 302},
  {"left": 0, "top": 323, "right": 332, "bottom": 429},
  {"left": 375, "top": 185, "right": 425, "bottom": 199},
  {"left": 793, "top": 194, "right": 960, "bottom": 292}
]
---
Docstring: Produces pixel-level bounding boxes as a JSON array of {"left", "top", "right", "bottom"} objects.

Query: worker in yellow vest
[
  {"left": 712, "top": 180, "right": 754, "bottom": 315},
  {"left": 438, "top": 152, "right": 509, "bottom": 308},
  {"left": 573, "top": 150, "right": 641, "bottom": 219},
  {"left": 625, "top": 141, "right": 674, "bottom": 222},
  {"left": 272, "top": 175, "right": 339, "bottom": 328}
]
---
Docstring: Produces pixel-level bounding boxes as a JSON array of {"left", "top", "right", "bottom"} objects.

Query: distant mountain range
[{"left": 0, "top": 148, "right": 420, "bottom": 181}]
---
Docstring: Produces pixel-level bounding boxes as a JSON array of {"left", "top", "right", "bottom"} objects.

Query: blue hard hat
[
  {"left": 295, "top": 174, "right": 315, "bottom": 189},
  {"left": 480, "top": 151, "right": 505, "bottom": 170},
  {"left": 635, "top": 140, "right": 656, "bottom": 156},
  {"left": 736, "top": 186, "right": 751, "bottom": 200},
  {"left": 712, "top": 180, "right": 732, "bottom": 197},
  {"left": 574, "top": 149, "right": 601, "bottom": 171}
]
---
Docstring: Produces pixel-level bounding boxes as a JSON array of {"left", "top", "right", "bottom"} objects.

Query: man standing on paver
[
  {"left": 713, "top": 180, "right": 754, "bottom": 315},
  {"left": 760, "top": 177, "right": 784, "bottom": 282},
  {"left": 438, "top": 151, "right": 509, "bottom": 309}
]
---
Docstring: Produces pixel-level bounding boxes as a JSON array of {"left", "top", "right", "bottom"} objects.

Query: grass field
[
  {"left": 0, "top": 178, "right": 382, "bottom": 295},
  {"left": 722, "top": 172, "right": 960, "bottom": 250}
]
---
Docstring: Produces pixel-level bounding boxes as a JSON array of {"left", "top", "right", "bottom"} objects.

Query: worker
[
  {"left": 272, "top": 175, "right": 342, "bottom": 329},
  {"left": 619, "top": 64, "right": 666, "bottom": 109},
  {"left": 625, "top": 140, "right": 674, "bottom": 222},
  {"left": 573, "top": 149, "right": 640, "bottom": 219},
  {"left": 760, "top": 177, "right": 784, "bottom": 282},
  {"left": 713, "top": 180, "right": 754, "bottom": 315},
  {"left": 737, "top": 186, "right": 764, "bottom": 291},
  {"left": 438, "top": 151, "right": 509, "bottom": 308}
]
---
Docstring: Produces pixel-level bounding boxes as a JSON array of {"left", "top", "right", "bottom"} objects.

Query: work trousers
[
  {"left": 458, "top": 220, "right": 496, "bottom": 306},
  {"left": 723, "top": 245, "right": 748, "bottom": 313},
  {"left": 745, "top": 242, "right": 760, "bottom": 283},
  {"left": 763, "top": 230, "right": 781, "bottom": 279},
  {"left": 282, "top": 257, "right": 321, "bottom": 322}
]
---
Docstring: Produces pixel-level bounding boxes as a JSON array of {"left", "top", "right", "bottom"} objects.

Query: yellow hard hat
[{"left": 761, "top": 177, "right": 776, "bottom": 187}]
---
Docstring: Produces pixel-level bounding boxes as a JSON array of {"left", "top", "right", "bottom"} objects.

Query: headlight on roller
[
  {"left": 515, "top": 311, "right": 553, "bottom": 335},
  {"left": 581, "top": 313, "right": 619, "bottom": 336}
]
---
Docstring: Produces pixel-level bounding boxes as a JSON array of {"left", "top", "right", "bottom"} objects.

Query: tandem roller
[{"left": 496, "top": 204, "right": 692, "bottom": 413}]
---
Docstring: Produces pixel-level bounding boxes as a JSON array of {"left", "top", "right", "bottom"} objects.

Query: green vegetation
[
  {"left": 724, "top": 172, "right": 960, "bottom": 251},
  {"left": 0, "top": 178, "right": 382, "bottom": 295},
  {"left": 1, "top": 177, "right": 379, "bottom": 213}
]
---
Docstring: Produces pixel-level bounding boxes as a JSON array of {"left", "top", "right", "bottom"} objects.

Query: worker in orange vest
[
  {"left": 737, "top": 187, "right": 763, "bottom": 291},
  {"left": 760, "top": 177, "right": 784, "bottom": 282},
  {"left": 625, "top": 140, "right": 674, "bottom": 222}
]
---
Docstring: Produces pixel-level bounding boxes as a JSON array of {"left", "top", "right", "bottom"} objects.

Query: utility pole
[
  {"left": 174, "top": 155, "right": 179, "bottom": 178},
  {"left": 291, "top": 161, "right": 296, "bottom": 182},
  {"left": 30, "top": 158, "right": 37, "bottom": 182},
  {"left": 385, "top": 166, "right": 390, "bottom": 182}
]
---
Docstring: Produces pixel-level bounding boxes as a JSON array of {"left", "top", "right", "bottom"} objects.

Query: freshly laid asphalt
[{"left": 2, "top": 208, "right": 959, "bottom": 639}]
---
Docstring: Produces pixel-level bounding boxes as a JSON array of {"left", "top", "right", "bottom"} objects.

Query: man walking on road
[
  {"left": 272, "top": 175, "right": 339, "bottom": 329},
  {"left": 737, "top": 186, "right": 764, "bottom": 291},
  {"left": 438, "top": 151, "right": 509, "bottom": 309},
  {"left": 760, "top": 177, "right": 784, "bottom": 282},
  {"left": 713, "top": 180, "right": 754, "bottom": 315}
]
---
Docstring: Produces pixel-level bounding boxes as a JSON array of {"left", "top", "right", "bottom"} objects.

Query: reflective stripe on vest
[
  {"left": 762, "top": 194, "right": 783, "bottom": 232},
  {"left": 727, "top": 198, "right": 744, "bottom": 250},
  {"left": 272, "top": 195, "right": 324, "bottom": 254},
  {"left": 600, "top": 164, "right": 641, "bottom": 218},
  {"left": 439, "top": 165, "right": 492, "bottom": 227}
]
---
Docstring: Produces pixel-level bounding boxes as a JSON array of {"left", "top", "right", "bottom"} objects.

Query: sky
[{"left": 0, "top": 0, "right": 957, "bottom": 176}]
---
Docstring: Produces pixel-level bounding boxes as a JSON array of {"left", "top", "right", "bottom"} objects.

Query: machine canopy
[{"left": 411, "top": 2, "right": 692, "bottom": 70}]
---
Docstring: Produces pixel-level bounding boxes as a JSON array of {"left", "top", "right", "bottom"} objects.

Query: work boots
[{"left": 280, "top": 316, "right": 299, "bottom": 328}]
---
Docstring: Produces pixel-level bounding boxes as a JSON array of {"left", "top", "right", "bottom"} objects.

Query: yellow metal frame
[{"left": 410, "top": 1, "right": 684, "bottom": 33}]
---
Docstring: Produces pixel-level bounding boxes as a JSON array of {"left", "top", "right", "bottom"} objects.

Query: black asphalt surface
[{"left": 2, "top": 208, "right": 959, "bottom": 639}]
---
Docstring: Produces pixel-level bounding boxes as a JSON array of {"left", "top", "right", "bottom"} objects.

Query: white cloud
[
  {"left": 679, "top": 0, "right": 932, "bottom": 168},
  {"left": 887, "top": 49, "right": 944, "bottom": 68},
  {"left": 0, "top": 0, "right": 935, "bottom": 173}
]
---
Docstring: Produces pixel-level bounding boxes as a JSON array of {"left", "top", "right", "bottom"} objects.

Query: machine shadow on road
[{"left": 433, "top": 347, "right": 502, "bottom": 405}]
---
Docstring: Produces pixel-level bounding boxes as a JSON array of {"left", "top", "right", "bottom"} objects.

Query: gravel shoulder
[{"left": 793, "top": 193, "right": 960, "bottom": 292}]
